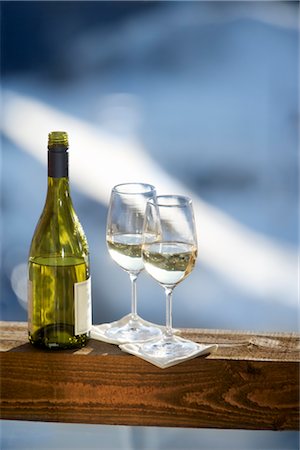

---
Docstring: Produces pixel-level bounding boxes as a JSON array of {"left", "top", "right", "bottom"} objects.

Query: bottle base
[{"left": 28, "top": 323, "right": 89, "bottom": 350}]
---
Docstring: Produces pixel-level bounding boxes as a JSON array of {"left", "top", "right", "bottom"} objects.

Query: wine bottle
[{"left": 28, "top": 131, "right": 91, "bottom": 349}]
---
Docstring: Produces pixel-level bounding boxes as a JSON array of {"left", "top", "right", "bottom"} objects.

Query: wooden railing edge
[{"left": 1, "top": 321, "right": 299, "bottom": 430}]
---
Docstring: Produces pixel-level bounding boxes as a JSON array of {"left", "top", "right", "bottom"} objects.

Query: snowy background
[{"left": 0, "top": 1, "right": 298, "bottom": 449}]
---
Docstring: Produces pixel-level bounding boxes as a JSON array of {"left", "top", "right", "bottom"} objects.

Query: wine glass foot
[
  {"left": 141, "top": 334, "right": 198, "bottom": 359},
  {"left": 105, "top": 315, "right": 162, "bottom": 343}
]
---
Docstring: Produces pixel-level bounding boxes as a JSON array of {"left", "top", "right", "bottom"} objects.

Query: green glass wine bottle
[{"left": 28, "top": 131, "right": 91, "bottom": 349}]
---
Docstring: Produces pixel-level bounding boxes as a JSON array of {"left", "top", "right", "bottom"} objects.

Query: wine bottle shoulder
[{"left": 29, "top": 200, "right": 89, "bottom": 260}]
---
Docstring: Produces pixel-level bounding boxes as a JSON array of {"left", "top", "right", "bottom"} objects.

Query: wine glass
[
  {"left": 141, "top": 195, "right": 198, "bottom": 358},
  {"left": 105, "top": 182, "right": 162, "bottom": 343}
]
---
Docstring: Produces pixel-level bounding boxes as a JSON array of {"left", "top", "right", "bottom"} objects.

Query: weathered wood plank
[{"left": 1, "top": 322, "right": 299, "bottom": 430}]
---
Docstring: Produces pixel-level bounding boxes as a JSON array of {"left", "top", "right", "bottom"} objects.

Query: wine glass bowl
[
  {"left": 141, "top": 195, "right": 198, "bottom": 359},
  {"left": 104, "top": 182, "right": 162, "bottom": 343}
]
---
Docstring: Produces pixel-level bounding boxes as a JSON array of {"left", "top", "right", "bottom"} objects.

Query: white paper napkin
[
  {"left": 119, "top": 338, "right": 218, "bottom": 369},
  {"left": 91, "top": 314, "right": 165, "bottom": 345}
]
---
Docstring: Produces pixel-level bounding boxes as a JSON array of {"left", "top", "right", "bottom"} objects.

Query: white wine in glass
[
  {"left": 105, "top": 183, "right": 162, "bottom": 343},
  {"left": 143, "top": 242, "right": 197, "bottom": 286}
]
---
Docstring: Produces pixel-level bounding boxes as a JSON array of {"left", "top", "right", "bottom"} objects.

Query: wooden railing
[{"left": 0, "top": 322, "right": 299, "bottom": 430}]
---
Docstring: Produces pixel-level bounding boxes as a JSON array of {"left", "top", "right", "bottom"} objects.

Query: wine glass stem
[
  {"left": 129, "top": 273, "right": 138, "bottom": 321},
  {"left": 165, "top": 287, "right": 174, "bottom": 337}
]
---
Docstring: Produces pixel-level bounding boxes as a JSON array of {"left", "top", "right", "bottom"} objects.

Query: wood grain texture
[{"left": 1, "top": 322, "right": 299, "bottom": 430}]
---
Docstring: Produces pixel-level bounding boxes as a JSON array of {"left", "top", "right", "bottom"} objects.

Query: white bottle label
[
  {"left": 28, "top": 279, "right": 33, "bottom": 332},
  {"left": 74, "top": 277, "right": 92, "bottom": 335}
]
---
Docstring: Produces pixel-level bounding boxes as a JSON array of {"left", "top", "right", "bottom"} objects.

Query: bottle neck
[
  {"left": 46, "top": 148, "right": 71, "bottom": 206},
  {"left": 46, "top": 177, "right": 71, "bottom": 203},
  {"left": 48, "top": 148, "right": 68, "bottom": 178}
]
